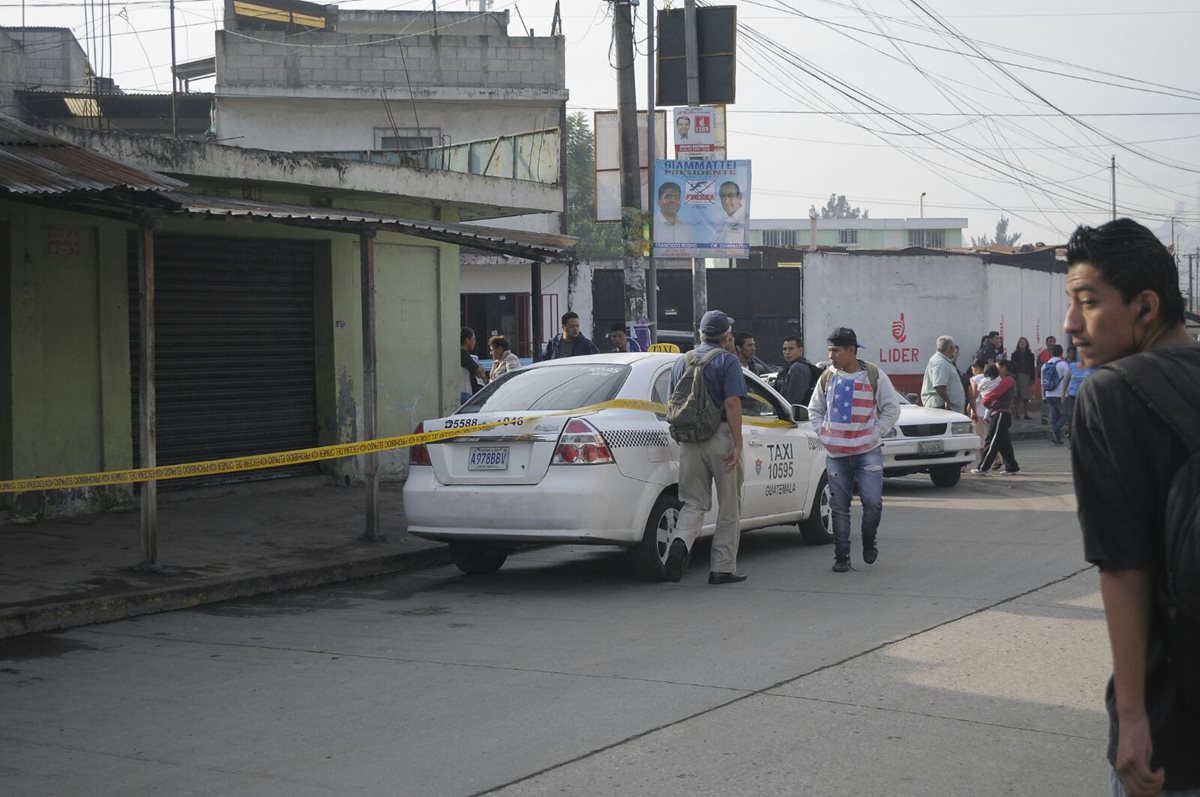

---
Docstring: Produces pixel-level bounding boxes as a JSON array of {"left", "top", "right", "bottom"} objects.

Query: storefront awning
[{"left": 162, "top": 193, "right": 575, "bottom": 262}]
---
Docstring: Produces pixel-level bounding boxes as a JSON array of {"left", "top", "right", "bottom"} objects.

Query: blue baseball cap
[{"left": 699, "top": 310, "right": 735, "bottom": 337}]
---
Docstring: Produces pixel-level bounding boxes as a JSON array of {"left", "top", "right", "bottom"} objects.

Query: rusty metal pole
[
  {"left": 360, "top": 231, "right": 382, "bottom": 540},
  {"left": 137, "top": 221, "right": 159, "bottom": 568}
]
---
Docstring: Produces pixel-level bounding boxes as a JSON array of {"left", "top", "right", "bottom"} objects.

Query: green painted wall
[
  {"left": 0, "top": 202, "right": 134, "bottom": 517},
  {"left": 1, "top": 195, "right": 465, "bottom": 517}
]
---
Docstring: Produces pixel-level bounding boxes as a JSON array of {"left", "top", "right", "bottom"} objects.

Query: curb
[{"left": 0, "top": 544, "right": 452, "bottom": 640}]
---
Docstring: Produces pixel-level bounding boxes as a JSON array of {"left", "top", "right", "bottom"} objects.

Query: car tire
[
  {"left": 448, "top": 541, "right": 508, "bottom": 575},
  {"left": 930, "top": 465, "right": 962, "bottom": 488},
  {"left": 631, "top": 493, "right": 683, "bottom": 581},
  {"left": 798, "top": 471, "right": 833, "bottom": 545}
]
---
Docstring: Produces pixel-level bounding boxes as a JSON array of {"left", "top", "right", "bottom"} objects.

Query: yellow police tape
[{"left": 0, "top": 397, "right": 795, "bottom": 493}]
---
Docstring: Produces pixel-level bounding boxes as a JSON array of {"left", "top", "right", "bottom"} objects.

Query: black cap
[{"left": 827, "top": 327, "right": 862, "bottom": 349}]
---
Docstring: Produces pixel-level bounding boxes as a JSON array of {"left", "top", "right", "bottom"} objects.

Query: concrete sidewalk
[{"left": 0, "top": 476, "right": 448, "bottom": 639}]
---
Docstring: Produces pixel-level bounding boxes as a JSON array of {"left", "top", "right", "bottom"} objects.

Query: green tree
[
  {"left": 809, "top": 193, "right": 869, "bottom": 219},
  {"left": 972, "top": 215, "right": 1023, "bottom": 248},
  {"left": 565, "top": 112, "right": 623, "bottom": 259}
]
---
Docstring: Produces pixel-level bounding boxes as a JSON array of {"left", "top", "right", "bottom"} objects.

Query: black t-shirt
[
  {"left": 1071, "top": 345, "right": 1200, "bottom": 789},
  {"left": 460, "top": 349, "right": 481, "bottom": 394}
]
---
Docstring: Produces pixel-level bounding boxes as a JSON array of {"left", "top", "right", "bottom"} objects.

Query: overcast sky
[{"left": 7, "top": 0, "right": 1200, "bottom": 246}]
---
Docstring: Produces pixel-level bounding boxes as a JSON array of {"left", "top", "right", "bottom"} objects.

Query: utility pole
[
  {"left": 1110, "top": 156, "right": 1116, "bottom": 220},
  {"left": 645, "top": 0, "right": 657, "bottom": 343},
  {"left": 685, "top": 0, "right": 706, "bottom": 342},
  {"left": 170, "top": 0, "right": 178, "bottom": 138},
  {"left": 613, "top": 0, "right": 648, "bottom": 346}
]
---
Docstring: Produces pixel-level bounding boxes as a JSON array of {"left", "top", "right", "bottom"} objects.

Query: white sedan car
[
  {"left": 882, "top": 396, "right": 978, "bottom": 488},
  {"left": 404, "top": 353, "right": 831, "bottom": 579}
]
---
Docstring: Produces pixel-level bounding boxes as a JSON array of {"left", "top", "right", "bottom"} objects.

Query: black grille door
[{"left": 129, "top": 234, "right": 318, "bottom": 482}]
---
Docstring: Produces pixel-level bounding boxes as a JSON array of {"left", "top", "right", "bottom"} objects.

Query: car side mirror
[
  {"left": 905, "top": 392, "right": 920, "bottom": 404},
  {"left": 792, "top": 404, "right": 809, "bottom": 423}
]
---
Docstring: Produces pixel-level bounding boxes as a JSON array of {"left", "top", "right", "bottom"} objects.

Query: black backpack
[
  {"left": 666, "top": 348, "right": 725, "bottom": 443},
  {"left": 1109, "top": 353, "right": 1200, "bottom": 707},
  {"left": 802, "top": 361, "right": 825, "bottom": 406}
]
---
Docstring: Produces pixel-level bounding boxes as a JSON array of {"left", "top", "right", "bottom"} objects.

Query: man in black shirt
[
  {"left": 459, "top": 326, "right": 487, "bottom": 404},
  {"left": 1064, "top": 218, "right": 1200, "bottom": 796}
]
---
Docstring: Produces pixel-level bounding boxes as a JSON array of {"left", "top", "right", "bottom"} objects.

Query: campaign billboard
[
  {"left": 594, "top": 110, "right": 668, "bottom": 222},
  {"left": 652, "top": 160, "right": 751, "bottom": 258},
  {"left": 673, "top": 105, "right": 726, "bottom": 160}
]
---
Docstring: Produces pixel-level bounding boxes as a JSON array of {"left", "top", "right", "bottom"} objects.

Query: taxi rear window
[{"left": 458, "top": 364, "right": 631, "bottom": 414}]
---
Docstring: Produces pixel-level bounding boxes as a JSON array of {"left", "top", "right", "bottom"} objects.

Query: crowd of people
[{"left": 454, "top": 218, "right": 1198, "bottom": 796}]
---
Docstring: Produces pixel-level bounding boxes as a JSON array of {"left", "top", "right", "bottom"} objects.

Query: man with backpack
[
  {"left": 1041, "top": 343, "right": 1070, "bottom": 444},
  {"left": 1064, "top": 218, "right": 1200, "bottom": 797},
  {"left": 663, "top": 310, "right": 748, "bottom": 584},
  {"left": 808, "top": 327, "right": 901, "bottom": 573}
]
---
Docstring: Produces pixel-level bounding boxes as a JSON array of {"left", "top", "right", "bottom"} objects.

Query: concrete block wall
[
  {"left": 217, "top": 30, "right": 565, "bottom": 91},
  {"left": 5, "top": 29, "right": 92, "bottom": 91}
]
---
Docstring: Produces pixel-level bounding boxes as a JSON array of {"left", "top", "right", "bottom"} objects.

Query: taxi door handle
[{"left": 747, "top": 438, "right": 764, "bottom": 447}]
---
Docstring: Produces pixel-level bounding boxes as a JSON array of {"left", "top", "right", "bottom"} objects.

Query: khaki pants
[{"left": 672, "top": 423, "right": 744, "bottom": 573}]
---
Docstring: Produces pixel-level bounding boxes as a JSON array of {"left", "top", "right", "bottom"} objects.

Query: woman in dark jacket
[{"left": 1010, "top": 337, "right": 1036, "bottom": 419}]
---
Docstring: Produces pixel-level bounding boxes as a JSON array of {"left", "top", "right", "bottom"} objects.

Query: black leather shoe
[
  {"left": 862, "top": 541, "right": 878, "bottom": 565},
  {"left": 664, "top": 539, "right": 687, "bottom": 583},
  {"left": 708, "top": 571, "right": 747, "bottom": 584}
]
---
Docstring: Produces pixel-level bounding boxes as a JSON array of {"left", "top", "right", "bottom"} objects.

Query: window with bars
[
  {"left": 761, "top": 229, "right": 797, "bottom": 248},
  {"left": 374, "top": 127, "right": 439, "bottom": 151},
  {"left": 908, "top": 229, "right": 946, "bottom": 248},
  {"left": 838, "top": 229, "right": 858, "bottom": 245}
]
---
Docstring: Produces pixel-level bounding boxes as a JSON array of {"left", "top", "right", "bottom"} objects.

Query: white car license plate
[
  {"left": 468, "top": 446, "right": 509, "bottom": 470},
  {"left": 918, "top": 440, "right": 944, "bottom": 455}
]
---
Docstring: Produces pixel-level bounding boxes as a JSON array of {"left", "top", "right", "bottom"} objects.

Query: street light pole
[{"left": 919, "top": 192, "right": 926, "bottom": 219}]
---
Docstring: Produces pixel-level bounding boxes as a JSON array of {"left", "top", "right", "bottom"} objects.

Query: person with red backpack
[{"left": 1065, "top": 218, "right": 1200, "bottom": 796}]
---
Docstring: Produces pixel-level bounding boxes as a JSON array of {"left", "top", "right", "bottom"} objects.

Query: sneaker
[
  {"left": 999, "top": 468, "right": 1021, "bottom": 476},
  {"left": 664, "top": 538, "right": 687, "bottom": 583},
  {"left": 862, "top": 540, "right": 878, "bottom": 564},
  {"left": 832, "top": 557, "right": 851, "bottom": 573},
  {"left": 1049, "top": 429, "right": 1063, "bottom": 444},
  {"left": 969, "top": 467, "right": 989, "bottom": 475}
]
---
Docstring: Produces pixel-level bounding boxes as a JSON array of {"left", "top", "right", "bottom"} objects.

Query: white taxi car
[
  {"left": 403, "top": 353, "right": 831, "bottom": 579},
  {"left": 882, "top": 395, "right": 978, "bottom": 488}
]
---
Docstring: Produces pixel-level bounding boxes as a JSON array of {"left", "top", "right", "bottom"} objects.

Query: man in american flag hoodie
[{"left": 807, "top": 327, "right": 902, "bottom": 573}]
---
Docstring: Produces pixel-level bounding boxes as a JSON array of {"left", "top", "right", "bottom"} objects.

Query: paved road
[{"left": 0, "top": 441, "right": 1111, "bottom": 796}]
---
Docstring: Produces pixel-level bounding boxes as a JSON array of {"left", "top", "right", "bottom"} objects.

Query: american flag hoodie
[{"left": 808, "top": 365, "right": 903, "bottom": 457}]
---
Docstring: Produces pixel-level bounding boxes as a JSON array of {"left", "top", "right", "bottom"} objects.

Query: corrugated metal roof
[
  {"left": 0, "top": 114, "right": 185, "bottom": 195},
  {"left": 163, "top": 193, "right": 576, "bottom": 261}
]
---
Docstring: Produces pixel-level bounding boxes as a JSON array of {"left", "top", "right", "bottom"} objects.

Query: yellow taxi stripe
[{"left": 0, "top": 398, "right": 794, "bottom": 492}]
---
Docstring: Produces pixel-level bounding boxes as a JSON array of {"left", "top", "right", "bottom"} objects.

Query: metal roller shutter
[{"left": 129, "top": 233, "right": 318, "bottom": 483}]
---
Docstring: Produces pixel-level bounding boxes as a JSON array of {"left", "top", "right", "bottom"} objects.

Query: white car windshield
[{"left": 458, "top": 364, "right": 632, "bottom": 414}]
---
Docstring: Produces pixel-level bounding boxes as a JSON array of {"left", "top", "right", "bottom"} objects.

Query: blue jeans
[
  {"left": 825, "top": 446, "right": 884, "bottom": 559},
  {"left": 1047, "top": 396, "right": 1068, "bottom": 437}
]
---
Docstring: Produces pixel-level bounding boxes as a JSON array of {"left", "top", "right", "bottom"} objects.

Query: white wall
[
  {"left": 219, "top": 96, "right": 562, "bottom": 154},
  {"left": 459, "top": 261, "right": 573, "bottom": 345},
  {"left": 803, "top": 252, "right": 1068, "bottom": 391}
]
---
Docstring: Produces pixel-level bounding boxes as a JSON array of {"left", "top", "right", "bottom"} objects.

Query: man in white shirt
[
  {"left": 1042, "top": 343, "right": 1070, "bottom": 444},
  {"left": 654, "top": 181, "right": 690, "bottom": 246},
  {"left": 711, "top": 181, "right": 745, "bottom": 246}
]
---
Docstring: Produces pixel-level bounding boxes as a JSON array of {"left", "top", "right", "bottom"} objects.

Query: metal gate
[
  {"left": 591, "top": 268, "right": 803, "bottom": 366},
  {"left": 128, "top": 234, "right": 318, "bottom": 482}
]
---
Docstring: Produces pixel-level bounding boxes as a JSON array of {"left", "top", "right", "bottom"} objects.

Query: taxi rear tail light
[
  {"left": 409, "top": 422, "right": 431, "bottom": 465},
  {"left": 552, "top": 419, "right": 614, "bottom": 465}
]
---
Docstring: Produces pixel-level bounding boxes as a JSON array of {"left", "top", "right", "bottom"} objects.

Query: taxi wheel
[
  {"left": 631, "top": 493, "right": 683, "bottom": 581},
  {"left": 930, "top": 465, "right": 962, "bottom": 488},
  {"left": 799, "top": 472, "right": 833, "bottom": 545},
  {"left": 448, "top": 541, "right": 508, "bottom": 575}
]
